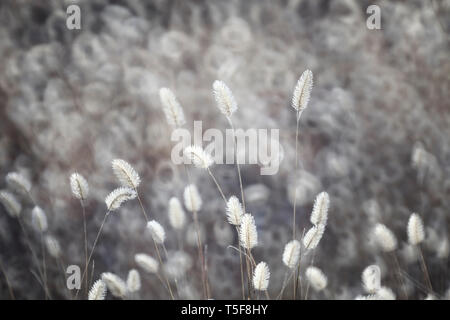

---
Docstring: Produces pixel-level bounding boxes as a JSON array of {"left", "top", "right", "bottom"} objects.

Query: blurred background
[{"left": 0, "top": 0, "right": 449, "bottom": 299}]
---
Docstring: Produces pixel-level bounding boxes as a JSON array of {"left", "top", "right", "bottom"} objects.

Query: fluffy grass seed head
[
  {"left": 126, "top": 269, "right": 141, "bottom": 293},
  {"left": 0, "top": 190, "right": 21, "bottom": 218},
  {"left": 101, "top": 272, "right": 127, "bottom": 298},
  {"left": 212, "top": 80, "right": 237, "bottom": 118},
  {"left": 31, "top": 206, "right": 48, "bottom": 232},
  {"left": 253, "top": 262, "right": 270, "bottom": 291},
  {"left": 239, "top": 213, "right": 258, "bottom": 249},
  {"left": 88, "top": 279, "right": 107, "bottom": 300},
  {"left": 147, "top": 220, "right": 166, "bottom": 244},
  {"left": 159, "top": 87, "right": 186, "bottom": 128},
  {"left": 362, "top": 265, "right": 381, "bottom": 294},
  {"left": 303, "top": 224, "right": 325, "bottom": 250},
  {"left": 373, "top": 223, "right": 397, "bottom": 252},
  {"left": 376, "top": 287, "right": 396, "bottom": 300},
  {"left": 282, "top": 240, "right": 301, "bottom": 269},
  {"left": 305, "top": 266, "right": 328, "bottom": 291},
  {"left": 407, "top": 213, "right": 425, "bottom": 245},
  {"left": 226, "top": 195, "right": 244, "bottom": 226},
  {"left": 292, "top": 69, "right": 313, "bottom": 118},
  {"left": 168, "top": 197, "right": 186, "bottom": 230},
  {"left": 111, "top": 159, "right": 141, "bottom": 189},
  {"left": 45, "top": 235, "right": 61, "bottom": 258},
  {"left": 310, "top": 191, "right": 329, "bottom": 226},
  {"left": 70, "top": 173, "right": 89, "bottom": 200},
  {"left": 184, "top": 145, "right": 214, "bottom": 169},
  {"left": 105, "top": 187, "right": 137, "bottom": 211},
  {"left": 184, "top": 184, "right": 202, "bottom": 212},
  {"left": 6, "top": 172, "right": 31, "bottom": 196},
  {"left": 134, "top": 253, "right": 159, "bottom": 274}
]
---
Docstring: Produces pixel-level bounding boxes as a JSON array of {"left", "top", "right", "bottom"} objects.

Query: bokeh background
[{"left": 0, "top": 0, "right": 449, "bottom": 299}]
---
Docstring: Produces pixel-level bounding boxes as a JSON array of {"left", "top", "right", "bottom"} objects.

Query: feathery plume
[
  {"left": 253, "top": 262, "right": 270, "bottom": 291},
  {"left": 303, "top": 224, "right": 325, "bottom": 250},
  {"left": 310, "top": 191, "right": 329, "bottom": 226},
  {"left": 292, "top": 69, "right": 313, "bottom": 118},
  {"left": 212, "top": 80, "right": 237, "bottom": 118},
  {"left": 373, "top": 223, "right": 397, "bottom": 252},
  {"left": 239, "top": 213, "right": 258, "bottom": 249},
  {"left": 0, "top": 190, "right": 21, "bottom": 217},
  {"left": 101, "top": 272, "right": 127, "bottom": 298},
  {"left": 147, "top": 220, "right": 166, "bottom": 244},
  {"left": 168, "top": 197, "right": 186, "bottom": 230},
  {"left": 105, "top": 187, "right": 137, "bottom": 211},
  {"left": 376, "top": 287, "right": 396, "bottom": 300},
  {"left": 111, "top": 159, "right": 141, "bottom": 189},
  {"left": 183, "top": 184, "right": 202, "bottom": 212},
  {"left": 135, "top": 254, "right": 159, "bottom": 274},
  {"left": 362, "top": 265, "right": 381, "bottom": 294},
  {"left": 226, "top": 196, "right": 244, "bottom": 226},
  {"left": 45, "top": 235, "right": 61, "bottom": 258},
  {"left": 70, "top": 173, "right": 89, "bottom": 200},
  {"left": 6, "top": 172, "right": 31, "bottom": 196},
  {"left": 88, "top": 279, "right": 107, "bottom": 300},
  {"left": 184, "top": 145, "right": 214, "bottom": 169},
  {"left": 159, "top": 87, "right": 186, "bottom": 128},
  {"left": 282, "top": 240, "right": 301, "bottom": 269},
  {"left": 407, "top": 213, "right": 425, "bottom": 245},
  {"left": 305, "top": 266, "right": 328, "bottom": 291},
  {"left": 126, "top": 269, "right": 141, "bottom": 293},
  {"left": 31, "top": 206, "right": 48, "bottom": 232}
]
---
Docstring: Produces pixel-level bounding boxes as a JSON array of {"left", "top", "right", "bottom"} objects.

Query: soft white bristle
[
  {"left": 147, "top": 220, "right": 166, "bottom": 244},
  {"left": 212, "top": 80, "right": 237, "bottom": 118},
  {"left": 362, "top": 265, "right": 381, "bottom": 294},
  {"left": 101, "top": 272, "right": 127, "bottom": 298},
  {"left": 184, "top": 145, "right": 214, "bottom": 169},
  {"left": 70, "top": 172, "right": 89, "bottom": 200},
  {"left": 134, "top": 253, "right": 159, "bottom": 274},
  {"left": 373, "top": 223, "right": 397, "bottom": 252},
  {"left": 111, "top": 159, "right": 141, "bottom": 189},
  {"left": 310, "top": 191, "right": 329, "bottom": 226},
  {"left": 183, "top": 184, "right": 202, "bottom": 212},
  {"left": 305, "top": 266, "right": 327, "bottom": 291},
  {"left": 31, "top": 206, "right": 48, "bottom": 232},
  {"left": 253, "top": 262, "right": 270, "bottom": 291},
  {"left": 159, "top": 87, "right": 186, "bottom": 128},
  {"left": 226, "top": 195, "right": 244, "bottom": 226},
  {"left": 282, "top": 240, "right": 301, "bottom": 269},
  {"left": 239, "top": 213, "right": 258, "bottom": 249},
  {"left": 292, "top": 69, "right": 313, "bottom": 118},
  {"left": 407, "top": 213, "right": 425, "bottom": 245},
  {"left": 88, "top": 279, "right": 107, "bottom": 300},
  {"left": 376, "top": 286, "right": 396, "bottom": 300},
  {"left": 0, "top": 190, "right": 21, "bottom": 218},
  {"left": 6, "top": 172, "right": 31, "bottom": 196},
  {"left": 45, "top": 235, "right": 61, "bottom": 258},
  {"left": 105, "top": 187, "right": 137, "bottom": 211},
  {"left": 168, "top": 197, "right": 186, "bottom": 230},
  {"left": 126, "top": 269, "right": 141, "bottom": 293},
  {"left": 303, "top": 224, "right": 325, "bottom": 250}
]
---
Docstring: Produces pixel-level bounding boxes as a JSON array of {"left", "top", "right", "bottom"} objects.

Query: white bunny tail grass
[
  {"left": 45, "top": 235, "right": 61, "bottom": 259},
  {"left": 184, "top": 145, "right": 214, "bottom": 169},
  {"left": 111, "top": 159, "right": 141, "bottom": 189},
  {"left": 305, "top": 266, "right": 327, "bottom": 291},
  {"left": 134, "top": 253, "right": 159, "bottom": 274},
  {"left": 105, "top": 187, "right": 137, "bottom": 211},
  {"left": 310, "top": 191, "right": 330, "bottom": 227},
  {"left": 159, "top": 87, "right": 186, "bottom": 128},
  {"left": 212, "top": 80, "right": 237, "bottom": 118},
  {"left": 6, "top": 172, "right": 31, "bottom": 196},
  {"left": 88, "top": 279, "right": 107, "bottom": 300},
  {"left": 303, "top": 224, "right": 325, "bottom": 250},
  {"left": 69, "top": 172, "right": 89, "bottom": 200},
  {"left": 362, "top": 265, "right": 381, "bottom": 294},
  {"left": 168, "top": 197, "right": 186, "bottom": 230},
  {"left": 239, "top": 213, "right": 258, "bottom": 250},
  {"left": 101, "top": 272, "right": 127, "bottom": 299},
  {"left": 407, "top": 213, "right": 425, "bottom": 245},
  {"left": 375, "top": 286, "right": 396, "bottom": 300},
  {"left": 253, "top": 262, "right": 270, "bottom": 291},
  {"left": 0, "top": 190, "right": 21, "bottom": 218},
  {"left": 282, "top": 240, "right": 301, "bottom": 269},
  {"left": 373, "top": 223, "right": 398, "bottom": 252},
  {"left": 31, "top": 206, "right": 48, "bottom": 232},
  {"left": 226, "top": 195, "right": 244, "bottom": 226},
  {"left": 183, "top": 184, "right": 202, "bottom": 212},
  {"left": 147, "top": 220, "right": 166, "bottom": 244},
  {"left": 292, "top": 69, "right": 313, "bottom": 118},
  {"left": 126, "top": 269, "right": 141, "bottom": 293}
]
